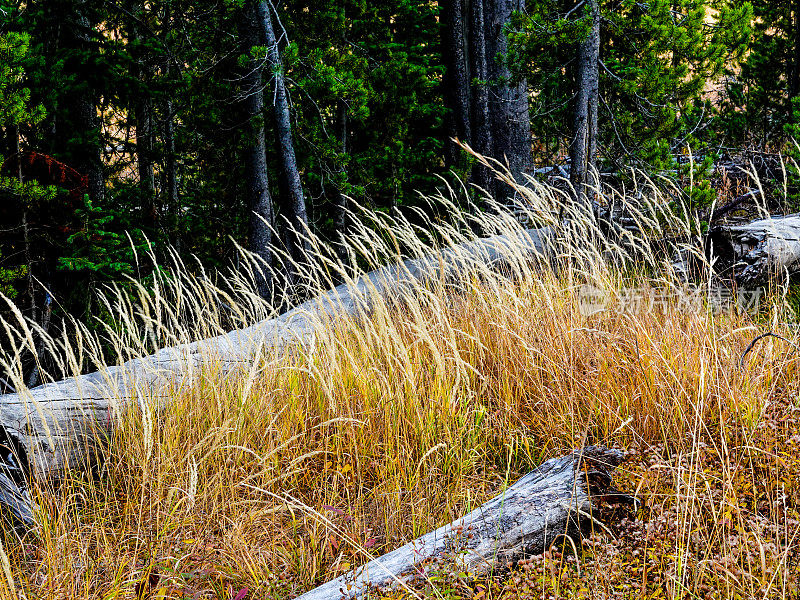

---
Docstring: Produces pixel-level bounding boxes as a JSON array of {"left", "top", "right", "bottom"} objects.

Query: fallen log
[
  {"left": 3, "top": 206, "right": 797, "bottom": 530},
  {"left": 0, "top": 226, "right": 553, "bottom": 528},
  {"left": 706, "top": 213, "right": 800, "bottom": 287},
  {"left": 295, "top": 446, "right": 628, "bottom": 600}
]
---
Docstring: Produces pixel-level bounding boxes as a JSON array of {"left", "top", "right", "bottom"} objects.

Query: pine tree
[
  {"left": 0, "top": 26, "right": 50, "bottom": 307},
  {"left": 509, "top": 0, "right": 752, "bottom": 206},
  {"left": 284, "top": 0, "right": 447, "bottom": 222},
  {"left": 724, "top": 0, "right": 800, "bottom": 148}
]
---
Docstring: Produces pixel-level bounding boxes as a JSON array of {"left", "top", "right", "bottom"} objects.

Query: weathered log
[
  {"left": 0, "top": 226, "right": 553, "bottom": 527},
  {"left": 5, "top": 208, "right": 793, "bottom": 531},
  {"left": 706, "top": 213, "right": 800, "bottom": 287},
  {"left": 0, "top": 471, "right": 35, "bottom": 530},
  {"left": 295, "top": 446, "right": 627, "bottom": 600}
]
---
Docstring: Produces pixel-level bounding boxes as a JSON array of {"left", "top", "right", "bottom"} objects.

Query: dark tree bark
[
  {"left": 441, "top": 0, "right": 472, "bottom": 168},
  {"left": 15, "top": 125, "right": 36, "bottom": 326},
  {"left": 163, "top": 99, "right": 178, "bottom": 230},
  {"left": 469, "top": 0, "right": 495, "bottom": 198},
  {"left": 26, "top": 288, "right": 52, "bottom": 389},
  {"left": 130, "top": 0, "right": 157, "bottom": 228},
  {"left": 240, "top": 1, "right": 275, "bottom": 300},
  {"left": 52, "top": 1, "right": 104, "bottom": 202},
  {"left": 442, "top": 0, "right": 532, "bottom": 198},
  {"left": 75, "top": 2, "right": 104, "bottom": 202},
  {"left": 569, "top": 0, "right": 600, "bottom": 210},
  {"left": 161, "top": 6, "right": 179, "bottom": 247},
  {"left": 791, "top": 0, "right": 800, "bottom": 105},
  {"left": 256, "top": 1, "right": 310, "bottom": 275},
  {"left": 135, "top": 100, "right": 155, "bottom": 212},
  {"left": 486, "top": 0, "right": 532, "bottom": 197},
  {"left": 334, "top": 101, "right": 350, "bottom": 263}
]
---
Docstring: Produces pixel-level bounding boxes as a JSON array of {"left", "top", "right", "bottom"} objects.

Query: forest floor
[{"left": 3, "top": 269, "right": 800, "bottom": 599}]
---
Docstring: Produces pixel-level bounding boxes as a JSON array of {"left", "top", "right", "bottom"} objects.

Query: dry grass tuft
[{"left": 1, "top": 172, "right": 799, "bottom": 599}]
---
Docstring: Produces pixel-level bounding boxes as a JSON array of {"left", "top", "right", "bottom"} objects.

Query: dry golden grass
[
  {"left": 1, "top": 172, "right": 799, "bottom": 599},
  {"left": 3, "top": 273, "right": 798, "bottom": 599}
]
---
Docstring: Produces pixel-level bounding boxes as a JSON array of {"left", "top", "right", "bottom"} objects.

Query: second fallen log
[{"left": 294, "top": 446, "right": 627, "bottom": 600}]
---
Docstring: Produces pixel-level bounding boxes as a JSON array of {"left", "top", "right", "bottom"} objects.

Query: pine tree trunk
[
  {"left": 587, "top": 2, "right": 599, "bottom": 194},
  {"left": 256, "top": 1, "right": 310, "bottom": 274},
  {"left": 130, "top": 0, "right": 156, "bottom": 228},
  {"left": 135, "top": 100, "right": 155, "bottom": 214},
  {"left": 77, "top": 2, "right": 104, "bottom": 202},
  {"left": 164, "top": 99, "right": 178, "bottom": 227},
  {"left": 791, "top": 0, "right": 800, "bottom": 106},
  {"left": 16, "top": 122, "right": 37, "bottom": 329},
  {"left": 26, "top": 289, "right": 52, "bottom": 390},
  {"left": 441, "top": 0, "right": 472, "bottom": 168},
  {"left": 468, "top": 0, "right": 495, "bottom": 198},
  {"left": 47, "top": 1, "right": 102, "bottom": 200},
  {"left": 569, "top": 0, "right": 599, "bottom": 210},
  {"left": 486, "top": 0, "right": 532, "bottom": 197},
  {"left": 335, "top": 101, "right": 350, "bottom": 263},
  {"left": 241, "top": 1, "right": 275, "bottom": 300},
  {"left": 162, "top": 6, "right": 179, "bottom": 239}
]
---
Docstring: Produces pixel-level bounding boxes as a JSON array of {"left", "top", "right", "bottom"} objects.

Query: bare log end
[{"left": 706, "top": 214, "right": 800, "bottom": 287}]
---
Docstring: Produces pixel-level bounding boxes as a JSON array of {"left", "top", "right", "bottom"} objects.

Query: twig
[
  {"left": 739, "top": 332, "right": 799, "bottom": 369},
  {"left": 709, "top": 189, "right": 762, "bottom": 223}
]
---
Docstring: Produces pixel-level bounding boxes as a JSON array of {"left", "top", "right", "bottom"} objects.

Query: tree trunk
[
  {"left": 135, "top": 99, "right": 155, "bottom": 219},
  {"left": 468, "top": 0, "right": 495, "bottom": 198},
  {"left": 588, "top": 46, "right": 599, "bottom": 193},
  {"left": 486, "top": 0, "right": 532, "bottom": 197},
  {"left": 256, "top": 1, "right": 310, "bottom": 274},
  {"left": 26, "top": 288, "right": 52, "bottom": 390},
  {"left": 11, "top": 126, "right": 36, "bottom": 327},
  {"left": 241, "top": 1, "right": 275, "bottom": 300},
  {"left": 441, "top": 0, "right": 472, "bottom": 168},
  {"left": 163, "top": 99, "right": 178, "bottom": 230},
  {"left": 77, "top": 2, "right": 104, "bottom": 202},
  {"left": 294, "top": 447, "right": 627, "bottom": 600},
  {"left": 0, "top": 225, "right": 554, "bottom": 527},
  {"left": 569, "top": 0, "right": 599, "bottom": 210},
  {"left": 162, "top": 5, "right": 179, "bottom": 246},
  {"left": 791, "top": 0, "right": 800, "bottom": 104},
  {"left": 130, "top": 0, "right": 157, "bottom": 228},
  {"left": 335, "top": 101, "right": 350, "bottom": 263},
  {"left": 53, "top": 1, "right": 104, "bottom": 202}
]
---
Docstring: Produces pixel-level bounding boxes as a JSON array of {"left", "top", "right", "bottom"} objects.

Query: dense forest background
[{"left": 0, "top": 0, "right": 797, "bottom": 383}]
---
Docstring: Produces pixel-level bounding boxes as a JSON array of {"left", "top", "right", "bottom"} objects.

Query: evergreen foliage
[
  {"left": 509, "top": 0, "right": 752, "bottom": 181},
  {"left": 723, "top": 0, "right": 799, "bottom": 147},
  {"left": 0, "top": 0, "right": 796, "bottom": 353}
]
